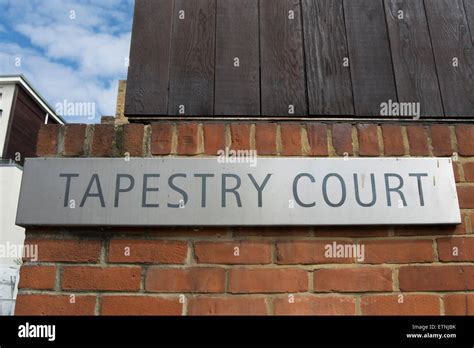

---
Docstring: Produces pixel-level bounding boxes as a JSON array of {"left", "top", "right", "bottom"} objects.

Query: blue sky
[{"left": 0, "top": 0, "right": 134, "bottom": 123}]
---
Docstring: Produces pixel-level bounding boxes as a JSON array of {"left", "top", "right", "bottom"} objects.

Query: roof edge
[{"left": 0, "top": 74, "right": 66, "bottom": 124}]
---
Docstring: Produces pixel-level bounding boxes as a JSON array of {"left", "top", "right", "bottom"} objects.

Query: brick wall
[{"left": 16, "top": 121, "right": 474, "bottom": 315}]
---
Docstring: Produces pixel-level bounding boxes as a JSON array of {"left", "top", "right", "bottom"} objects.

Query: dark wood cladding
[
  {"left": 168, "top": 0, "right": 216, "bottom": 116},
  {"left": 384, "top": 0, "right": 443, "bottom": 117},
  {"left": 215, "top": 0, "right": 260, "bottom": 115},
  {"left": 425, "top": 0, "right": 474, "bottom": 117},
  {"left": 260, "top": 0, "right": 307, "bottom": 116},
  {"left": 125, "top": 0, "right": 474, "bottom": 118},
  {"left": 3, "top": 86, "right": 59, "bottom": 165},
  {"left": 302, "top": 0, "right": 353, "bottom": 116},
  {"left": 125, "top": 0, "right": 173, "bottom": 116}
]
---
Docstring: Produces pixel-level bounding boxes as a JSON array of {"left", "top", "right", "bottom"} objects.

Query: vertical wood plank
[
  {"left": 384, "top": 0, "right": 444, "bottom": 117},
  {"left": 425, "top": 0, "right": 474, "bottom": 117},
  {"left": 125, "top": 0, "right": 173, "bottom": 116},
  {"left": 344, "top": 0, "right": 397, "bottom": 116},
  {"left": 260, "top": 0, "right": 308, "bottom": 116},
  {"left": 168, "top": 0, "right": 216, "bottom": 116},
  {"left": 302, "top": 0, "right": 354, "bottom": 116},
  {"left": 465, "top": 0, "right": 474, "bottom": 42},
  {"left": 215, "top": 0, "right": 260, "bottom": 116}
]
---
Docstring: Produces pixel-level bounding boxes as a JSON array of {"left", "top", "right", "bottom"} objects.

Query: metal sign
[{"left": 16, "top": 158, "right": 460, "bottom": 226}]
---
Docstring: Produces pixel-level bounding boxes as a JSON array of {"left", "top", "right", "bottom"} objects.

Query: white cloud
[
  {"left": 0, "top": 43, "right": 119, "bottom": 123},
  {"left": 0, "top": 0, "right": 133, "bottom": 123},
  {"left": 17, "top": 24, "right": 131, "bottom": 77}
]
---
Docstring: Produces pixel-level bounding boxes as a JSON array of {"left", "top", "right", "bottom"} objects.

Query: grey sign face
[{"left": 16, "top": 158, "right": 460, "bottom": 226}]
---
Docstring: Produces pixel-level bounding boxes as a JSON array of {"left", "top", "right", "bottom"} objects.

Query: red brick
[
  {"left": 188, "top": 297, "right": 267, "bottom": 315},
  {"left": 332, "top": 124, "right": 353, "bottom": 155},
  {"left": 233, "top": 226, "right": 311, "bottom": 237},
  {"left": 276, "top": 241, "right": 356, "bottom": 264},
  {"left": 255, "top": 123, "right": 277, "bottom": 155},
  {"left": 36, "top": 124, "right": 59, "bottom": 156},
  {"left": 394, "top": 214, "right": 468, "bottom": 235},
  {"left": 146, "top": 268, "right": 225, "bottom": 293},
  {"left": 228, "top": 268, "right": 307, "bottom": 293},
  {"left": 123, "top": 124, "right": 144, "bottom": 156},
  {"left": 430, "top": 125, "right": 453, "bottom": 156},
  {"left": 306, "top": 123, "right": 328, "bottom": 156},
  {"left": 357, "top": 124, "right": 379, "bottom": 156},
  {"left": 281, "top": 123, "right": 301, "bottom": 156},
  {"left": 194, "top": 241, "right": 271, "bottom": 264},
  {"left": 463, "top": 162, "right": 474, "bottom": 182},
  {"left": 457, "top": 186, "right": 474, "bottom": 208},
  {"left": 453, "top": 162, "right": 461, "bottom": 183},
  {"left": 314, "top": 226, "right": 390, "bottom": 238},
  {"left": 18, "top": 266, "right": 56, "bottom": 290},
  {"left": 437, "top": 237, "right": 474, "bottom": 261},
  {"left": 455, "top": 125, "right": 474, "bottom": 156},
  {"left": 406, "top": 125, "right": 429, "bottom": 155},
  {"left": 101, "top": 296, "right": 182, "bottom": 316},
  {"left": 203, "top": 123, "right": 225, "bottom": 155},
  {"left": 91, "top": 124, "right": 114, "bottom": 157},
  {"left": 62, "top": 266, "right": 141, "bottom": 291},
  {"left": 15, "top": 295, "right": 96, "bottom": 316},
  {"left": 24, "top": 239, "right": 101, "bottom": 263},
  {"left": 361, "top": 295, "right": 440, "bottom": 315},
  {"left": 444, "top": 294, "right": 474, "bottom": 315},
  {"left": 151, "top": 123, "right": 172, "bottom": 155},
  {"left": 108, "top": 240, "right": 187, "bottom": 264},
  {"left": 63, "top": 124, "right": 86, "bottom": 156},
  {"left": 381, "top": 124, "right": 405, "bottom": 156},
  {"left": 149, "top": 227, "right": 228, "bottom": 238},
  {"left": 177, "top": 124, "right": 198, "bottom": 155},
  {"left": 273, "top": 296, "right": 356, "bottom": 315},
  {"left": 362, "top": 239, "right": 434, "bottom": 264},
  {"left": 230, "top": 123, "right": 251, "bottom": 151},
  {"left": 313, "top": 267, "right": 392, "bottom": 292},
  {"left": 399, "top": 265, "right": 474, "bottom": 291}
]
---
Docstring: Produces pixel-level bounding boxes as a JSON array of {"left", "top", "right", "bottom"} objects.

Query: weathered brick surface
[
  {"left": 36, "top": 124, "right": 59, "bottom": 156},
  {"left": 62, "top": 266, "right": 141, "bottom": 291},
  {"left": 108, "top": 240, "right": 187, "bottom": 264},
  {"left": 313, "top": 267, "right": 392, "bottom": 292},
  {"left": 255, "top": 123, "right": 277, "bottom": 155},
  {"left": 63, "top": 124, "right": 86, "bottom": 156},
  {"left": 15, "top": 295, "right": 96, "bottom": 316},
  {"left": 281, "top": 123, "right": 301, "bottom": 156},
  {"left": 361, "top": 295, "right": 440, "bottom": 315},
  {"left": 357, "top": 124, "right": 379, "bottom": 156},
  {"left": 228, "top": 268, "right": 308, "bottom": 293},
  {"left": 273, "top": 296, "right": 356, "bottom": 315},
  {"left": 381, "top": 124, "right": 405, "bottom": 156},
  {"left": 203, "top": 123, "right": 225, "bottom": 155},
  {"left": 406, "top": 125, "right": 429, "bottom": 155},
  {"left": 306, "top": 123, "right": 328, "bottom": 156},
  {"left": 194, "top": 241, "right": 272, "bottom": 264},
  {"left": 101, "top": 296, "right": 182, "bottom": 316},
  {"left": 177, "top": 124, "right": 198, "bottom": 155},
  {"left": 151, "top": 123, "right": 172, "bottom": 155},
  {"left": 332, "top": 123, "right": 353, "bottom": 155},
  {"left": 188, "top": 297, "right": 267, "bottom": 315},
  {"left": 146, "top": 268, "right": 225, "bottom": 293},
  {"left": 91, "top": 124, "right": 114, "bottom": 157},
  {"left": 24, "top": 121, "right": 474, "bottom": 316}
]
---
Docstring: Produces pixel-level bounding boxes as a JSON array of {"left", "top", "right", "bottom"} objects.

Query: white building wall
[
  {"left": 0, "top": 164, "right": 24, "bottom": 315},
  {"left": 0, "top": 84, "right": 16, "bottom": 156}
]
